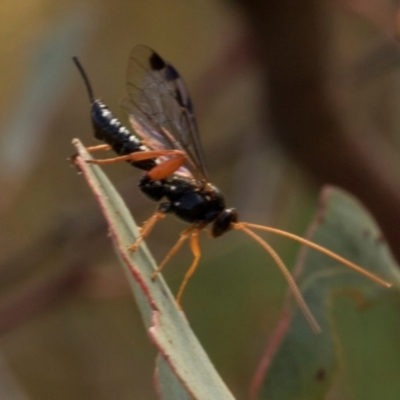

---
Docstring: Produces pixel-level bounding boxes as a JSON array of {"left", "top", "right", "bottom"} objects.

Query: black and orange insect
[{"left": 73, "top": 46, "right": 391, "bottom": 333}]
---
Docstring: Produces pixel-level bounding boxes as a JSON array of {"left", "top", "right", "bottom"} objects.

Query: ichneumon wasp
[{"left": 73, "top": 46, "right": 391, "bottom": 333}]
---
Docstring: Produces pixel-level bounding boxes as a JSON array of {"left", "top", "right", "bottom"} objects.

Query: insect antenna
[
  {"left": 236, "top": 222, "right": 391, "bottom": 288},
  {"left": 236, "top": 224, "right": 321, "bottom": 333},
  {"left": 72, "top": 56, "right": 95, "bottom": 103}
]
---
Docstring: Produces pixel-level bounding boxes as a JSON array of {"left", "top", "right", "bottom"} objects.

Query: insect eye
[{"left": 211, "top": 209, "right": 238, "bottom": 238}]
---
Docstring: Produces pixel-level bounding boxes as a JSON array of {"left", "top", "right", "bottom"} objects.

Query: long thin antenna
[
  {"left": 238, "top": 222, "right": 391, "bottom": 288},
  {"left": 237, "top": 224, "right": 321, "bottom": 333},
  {"left": 72, "top": 56, "right": 95, "bottom": 103}
]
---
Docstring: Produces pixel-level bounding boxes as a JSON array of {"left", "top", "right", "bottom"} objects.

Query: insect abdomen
[{"left": 91, "top": 100, "right": 156, "bottom": 171}]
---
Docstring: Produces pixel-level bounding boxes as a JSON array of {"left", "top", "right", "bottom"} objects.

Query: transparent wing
[{"left": 122, "top": 45, "right": 209, "bottom": 182}]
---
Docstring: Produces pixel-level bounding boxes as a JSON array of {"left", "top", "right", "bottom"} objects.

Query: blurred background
[{"left": 0, "top": 0, "right": 400, "bottom": 399}]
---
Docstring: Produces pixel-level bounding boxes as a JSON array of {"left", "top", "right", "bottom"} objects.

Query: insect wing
[
  {"left": 121, "top": 98, "right": 168, "bottom": 151},
  {"left": 124, "top": 45, "right": 209, "bottom": 181}
]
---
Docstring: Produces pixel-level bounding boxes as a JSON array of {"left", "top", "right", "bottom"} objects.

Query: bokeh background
[{"left": 0, "top": 0, "right": 400, "bottom": 399}]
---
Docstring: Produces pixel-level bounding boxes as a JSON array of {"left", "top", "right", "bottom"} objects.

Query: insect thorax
[{"left": 139, "top": 176, "right": 231, "bottom": 226}]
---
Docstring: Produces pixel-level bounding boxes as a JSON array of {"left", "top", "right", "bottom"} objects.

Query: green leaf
[
  {"left": 253, "top": 186, "right": 400, "bottom": 400},
  {"left": 72, "top": 139, "right": 235, "bottom": 400}
]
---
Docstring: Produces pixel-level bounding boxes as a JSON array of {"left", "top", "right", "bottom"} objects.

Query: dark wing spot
[
  {"left": 165, "top": 64, "right": 180, "bottom": 81},
  {"left": 175, "top": 89, "right": 184, "bottom": 107},
  {"left": 149, "top": 51, "right": 166, "bottom": 70},
  {"left": 185, "top": 97, "right": 194, "bottom": 113}
]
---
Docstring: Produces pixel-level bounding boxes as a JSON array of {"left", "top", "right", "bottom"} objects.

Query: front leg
[
  {"left": 128, "top": 210, "right": 166, "bottom": 252},
  {"left": 151, "top": 226, "right": 195, "bottom": 282}
]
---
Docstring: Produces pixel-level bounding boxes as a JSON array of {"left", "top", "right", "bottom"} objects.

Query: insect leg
[
  {"left": 69, "top": 144, "right": 111, "bottom": 166},
  {"left": 128, "top": 211, "right": 165, "bottom": 252},
  {"left": 234, "top": 223, "right": 321, "bottom": 333},
  {"left": 147, "top": 156, "right": 186, "bottom": 180},
  {"left": 151, "top": 227, "right": 195, "bottom": 281},
  {"left": 86, "top": 144, "right": 111, "bottom": 152},
  {"left": 86, "top": 149, "right": 186, "bottom": 166},
  {"left": 175, "top": 230, "right": 201, "bottom": 308}
]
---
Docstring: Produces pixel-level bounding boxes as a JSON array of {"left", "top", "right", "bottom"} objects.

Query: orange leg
[
  {"left": 151, "top": 227, "right": 194, "bottom": 281},
  {"left": 69, "top": 144, "right": 111, "bottom": 165},
  {"left": 86, "top": 148, "right": 187, "bottom": 180},
  {"left": 175, "top": 230, "right": 201, "bottom": 308},
  {"left": 147, "top": 156, "right": 186, "bottom": 180},
  {"left": 87, "top": 154, "right": 132, "bottom": 165},
  {"left": 86, "top": 149, "right": 186, "bottom": 166},
  {"left": 128, "top": 211, "right": 165, "bottom": 252},
  {"left": 86, "top": 144, "right": 111, "bottom": 152}
]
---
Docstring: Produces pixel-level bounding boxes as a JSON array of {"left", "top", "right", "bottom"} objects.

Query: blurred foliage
[{"left": 257, "top": 188, "right": 400, "bottom": 400}]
